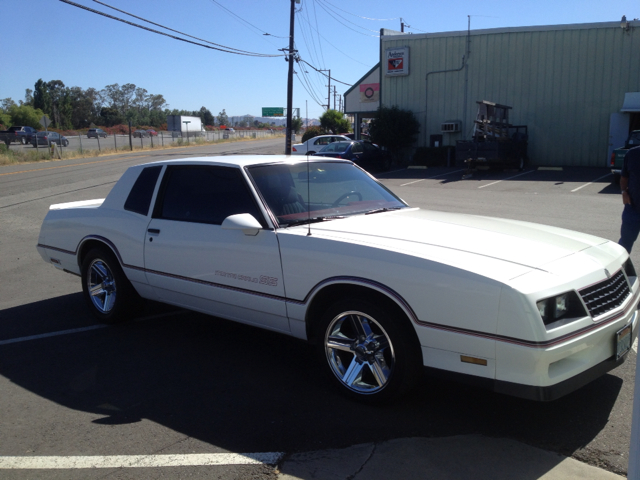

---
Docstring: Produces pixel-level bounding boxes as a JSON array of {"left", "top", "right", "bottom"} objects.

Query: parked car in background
[
  {"left": 291, "top": 134, "right": 350, "bottom": 155},
  {"left": 611, "top": 130, "right": 640, "bottom": 183},
  {"left": 341, "top": 132, "right": 372, "bottom": 142},
  {"left": 147, "top": 129, "right": 158, "bottom": 136},
  {"left": 30, "top": 131, "right": 69, "bottom": 147},
  {"left": 36, "top": 155, "right": 639, "bottom": 404},
  {"left": 87, "top": 128, "right": 108, "bottom": 139},
  {"left": 0, "top": 126, "right": 38, "bottom": 145},
  {"left": 133, "top": 130, "right": 149, "bottom": 138},
  {"left": 314, "top": 140, "right": 392, "bottom": 171}
]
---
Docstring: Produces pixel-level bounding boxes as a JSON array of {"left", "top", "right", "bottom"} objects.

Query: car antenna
[{"left": 307, "top": 152, "right": 312, "bottom": 236}]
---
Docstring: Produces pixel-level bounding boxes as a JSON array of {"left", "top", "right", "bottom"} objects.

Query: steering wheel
[{"left": 332, "top": 191, "right": 363, "bottom": 207}]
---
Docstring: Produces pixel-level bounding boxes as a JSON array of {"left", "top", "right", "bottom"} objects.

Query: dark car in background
[
  {"left": 133, "top": 129, "right": 149, "bottom": 138},
  {"left": 146, "top": 129, "right": 158, "bottom": 136},
  {"left": 30, "top": 131, "right": 69, "bottom": 147},
  {"left": 314, "top": 140, "right": 391, "bottom": 171},
  {"left": 87, "top": 128, "right": 107, "bottom": 138}
]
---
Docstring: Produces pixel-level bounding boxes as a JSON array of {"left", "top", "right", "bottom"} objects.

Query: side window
[
  {"left": 124, "top": 166, "right": 162, "bottom": 215},
  {"left": 155, "top": 165, "right": 262, "bottom": 225},
  {"left": 352, "top": 143, "right": 364, "bottom": 153}
]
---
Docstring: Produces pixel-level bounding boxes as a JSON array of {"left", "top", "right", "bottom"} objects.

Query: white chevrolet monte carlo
[{"left": 37, "top": 155, "right": 638, "bottom": 403}]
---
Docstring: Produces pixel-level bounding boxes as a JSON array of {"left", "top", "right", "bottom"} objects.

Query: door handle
[{"left": 148, "top": 228, "right": 160, "bottom": 234}]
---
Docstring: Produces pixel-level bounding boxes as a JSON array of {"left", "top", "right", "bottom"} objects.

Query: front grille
[{"left": 579, "top": 270, "right": 630, "bottom": 318}]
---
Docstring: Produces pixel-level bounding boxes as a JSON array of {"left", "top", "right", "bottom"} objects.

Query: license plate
[{"left": 616, "top": 323, "right": 632, "bottom": 360}]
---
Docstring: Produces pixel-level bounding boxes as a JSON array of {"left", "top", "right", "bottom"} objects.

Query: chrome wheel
[
  {"left": 87, "top": 258, "right": 117, "bottom": 313},
  {"left": 324, "top": 310, "right": 395, "bottom": 395}
]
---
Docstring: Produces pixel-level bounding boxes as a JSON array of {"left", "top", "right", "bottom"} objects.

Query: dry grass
[{"left": 0, "top": 134, "right": 284, "bottom": 167}]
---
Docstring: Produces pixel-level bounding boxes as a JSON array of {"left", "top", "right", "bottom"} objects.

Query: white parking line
[
  {"left": 0, "top": 452, "right": 284, "bottom": 469},
  {"left": 633, "top": 337, "right": 638, "bottom": 353},
  {"left": 477, "top": 170, "right": 535, "bottom": 189},
  {"left": 0, "top": 311, "right": 185, "bottom": 347},
  {"left": 400, "top": 169, "right": 466, "bottom": 186},
  {"left": 570, "top": 173, "right": 613, "bottom": 193},
  {"left": 0, "top": 325, "right": 107, "bottom": 346}
]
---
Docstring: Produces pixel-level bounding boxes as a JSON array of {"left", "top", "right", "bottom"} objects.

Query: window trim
[{"left": 152, "top": 164, "right": 268, "bottom": 228}]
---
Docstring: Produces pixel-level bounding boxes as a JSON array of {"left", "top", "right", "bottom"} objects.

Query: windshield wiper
[
  {"left": 365, "top": 207, "right": 403, "bottom": 215},
  {"left": 284, "top": 215, "right": 345, "bottom": 227}
]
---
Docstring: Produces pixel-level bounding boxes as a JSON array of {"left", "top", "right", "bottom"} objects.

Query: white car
[
  {"left": 291, "top": 135, "right": 350, "bottom": 155},
  {"left": 36, "top": 156, "right": 638, "bottom": 403}
]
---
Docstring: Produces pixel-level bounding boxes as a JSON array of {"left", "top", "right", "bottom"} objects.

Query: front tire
[
  {"left": 316, "top": 298, "right": 422, "bottom": 404},
  {"left": 81, "top": 247, "right": 140, "bottom": 324}
]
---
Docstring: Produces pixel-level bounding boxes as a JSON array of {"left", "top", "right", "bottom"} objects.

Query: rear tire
[
  {"left": 315, "top": 297, "right": 422, "bottom": 404},
  {"left": 81, "top": 247, "right": 141, "bottom": 324},
  {"left": 20, "top": 137, "right": 26, "bottom": 145}
]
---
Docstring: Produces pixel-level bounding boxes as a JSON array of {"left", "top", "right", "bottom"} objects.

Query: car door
[{"left": 144, "top": 164, "right": 289, "bottom": 332}]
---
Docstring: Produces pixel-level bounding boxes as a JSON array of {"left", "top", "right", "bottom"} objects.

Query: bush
[
  {"left": 301, "top": 126, "right": 325, "bottom": 143},
  {"left": 369, "top": 106, "right": 420, "bottom": 164}
]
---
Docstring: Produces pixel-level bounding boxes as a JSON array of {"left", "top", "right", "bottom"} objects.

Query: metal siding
[{"left": 381, "top": 23, "right": 640, "bottom": 167}]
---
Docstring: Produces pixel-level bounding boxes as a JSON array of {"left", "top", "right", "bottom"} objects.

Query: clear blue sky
[{"left": 2, "top": 0, "right": 638, "bottom": 121}]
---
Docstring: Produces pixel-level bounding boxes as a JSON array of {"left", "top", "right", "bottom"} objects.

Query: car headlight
[
  {"left": 536, "top": 291, "right": 587, "bottom": 329},
  {"left": 624, "top": 258, "right": 636, "bottom": 278}
]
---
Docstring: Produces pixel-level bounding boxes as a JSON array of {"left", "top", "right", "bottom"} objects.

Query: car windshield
[
  {"left": 247, "top": 161, "right": 407, "bottom": 226},
  {"left": 319, "top": 142, "right": 351, "bottom": 153}
]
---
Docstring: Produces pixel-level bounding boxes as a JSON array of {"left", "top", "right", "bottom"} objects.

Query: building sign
[
  {"left": 385, "top": 47, "right": 409, "bottom": 76},
  {"left": 359, "top": 83, "right": 379, "bottom": 103},
  {"left": 262, "top": 107, "right": 284, "bottom": 117}
]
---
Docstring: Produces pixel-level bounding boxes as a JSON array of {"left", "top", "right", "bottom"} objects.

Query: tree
[
  {"left": 2, "top": 98, "right": 16, "bottom": 111},
  {"left": 23, "top": 89, "right": 33, "bottom": 106},
  {"left": 217, "top": 109, "right": 229, "bottom": 127},
  {"left": 368, "top": 106, "right": 420, "bottom": 163},
  {"left": 301, "top": 126, "right": 324, "bottom": 143},
  {"left": 292, "top": 116, "right": 303, "bottom": 133},
  {"left": 198, "top": 106, "right": 215, "bottom": 126},
  {"left": 0, "top": 109, "right": 12, "bottom": 128},
  {"left": 33, "top": 79, "right": 51, "bottom": 116},
  {"left": 7, "top": 104, "right": 46, "bottom": 129},
  {"left": 319, "top": 109, "right": 349, "bottom": 134}
]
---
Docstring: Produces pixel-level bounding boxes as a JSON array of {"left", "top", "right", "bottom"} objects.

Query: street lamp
[{"left": 183, "top": 121, "right": 191, "bottom": 144}]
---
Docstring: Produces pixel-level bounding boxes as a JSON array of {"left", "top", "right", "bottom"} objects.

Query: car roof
[{"left": 139, "top": 155, "right": 353, "bottom": 169}]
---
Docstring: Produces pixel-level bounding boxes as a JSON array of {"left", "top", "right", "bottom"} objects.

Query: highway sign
[{"left": 262, "top": 107, "right": 284, "bottom": 117}]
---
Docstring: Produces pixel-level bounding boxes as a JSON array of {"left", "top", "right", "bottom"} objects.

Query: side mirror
[{"left": 221, "top": 214, "right": 262, "bottom": 236}]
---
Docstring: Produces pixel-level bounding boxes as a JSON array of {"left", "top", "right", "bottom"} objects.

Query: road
[{"left": 0, "top": 142, "right": 637, "bottom": 479}]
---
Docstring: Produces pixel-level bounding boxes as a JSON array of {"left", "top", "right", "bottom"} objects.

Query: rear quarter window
[{"left": 124, "top": 166, "right": 162, "bottom": 215}]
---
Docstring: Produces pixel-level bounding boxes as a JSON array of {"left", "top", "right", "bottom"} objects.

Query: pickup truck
[
  {"left": 611, "top": 130, "right": 640, "bottom": 183},
  {"left": 0, "top": 126, "right": 38, "bottom": 146}
]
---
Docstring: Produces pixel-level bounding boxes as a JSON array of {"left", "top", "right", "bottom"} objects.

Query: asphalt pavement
[{"left": 1, "top": 146, "right": 638, "bottom": 479}]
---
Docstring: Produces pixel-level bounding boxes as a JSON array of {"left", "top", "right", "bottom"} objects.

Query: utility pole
[
  {"left": 285, "top": 0, "right": 297, "bottom": 154},
  {"left": 333, "top": 86, "right": 338, "bottom": 110},
  {"left": 320, "top": 69, "right": 331, "bottom": 110}
]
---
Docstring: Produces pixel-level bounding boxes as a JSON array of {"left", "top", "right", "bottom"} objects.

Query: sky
[{"left": 2, "top": 0, "right": 638, "bottom": 121}]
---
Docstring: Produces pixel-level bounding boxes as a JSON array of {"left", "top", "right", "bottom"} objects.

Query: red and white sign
[
  {"left": 385, "top": 47, "right": 409, "bottom": 76},
  {"left": 359, "top": 83, "right": 380, "bottom": 103}
]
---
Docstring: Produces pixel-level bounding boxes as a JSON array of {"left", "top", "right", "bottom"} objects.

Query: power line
[
  {"left": 296, "top": 11, "right": 374, "bottom": 67},
  {"left": 314, "top": 0, "right": 380, "bottom": 36},
  {"left": 299, "top": 59, "right": 352, "bottom": 86},
  {"left": 92, "top": 0, "right": 269, "bottom": 55},
  {"left": 60, "top": 0, "right": 282, "bottom": 57},
  {"left": 209, "top": 0, "right": 289, "bottom": 39},
  {"left": 314, "top": 0, "right": 400, "bottom": 21}
]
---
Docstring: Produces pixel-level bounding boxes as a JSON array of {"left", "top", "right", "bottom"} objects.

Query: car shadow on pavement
[{"left": 0, "top": 297, "right": 625, "bottom": 472}]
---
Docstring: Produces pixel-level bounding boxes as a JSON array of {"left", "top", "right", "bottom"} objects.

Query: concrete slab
[{"left": 278, "top": 435, "right": 624, "bottom": 480}]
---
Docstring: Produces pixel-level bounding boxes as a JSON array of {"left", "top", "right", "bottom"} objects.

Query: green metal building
[{"left": 347, "top": 20, "right": 640, "bottom": 167}]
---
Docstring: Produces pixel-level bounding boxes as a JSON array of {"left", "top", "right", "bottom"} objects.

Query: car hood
[{"left": 291, "top": 208, "right": 620, "bottom": 281}]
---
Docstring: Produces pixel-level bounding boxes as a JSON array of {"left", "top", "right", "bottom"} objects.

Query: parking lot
[{"left": 0, "top": 146, "right": 637, "bottom": 479}]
